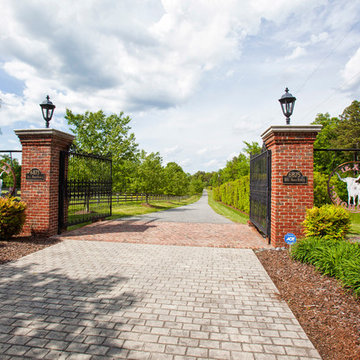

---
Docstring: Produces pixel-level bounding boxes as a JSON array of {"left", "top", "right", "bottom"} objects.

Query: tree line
[
  {"left": 2, "top": 100, "right": 358, "bottom": 202},
  {"left": 65, "top": 109, "right": 203, "bottom": 197},
  {"left": 188, "top": 141, "right": 262, "bottom": 191}
]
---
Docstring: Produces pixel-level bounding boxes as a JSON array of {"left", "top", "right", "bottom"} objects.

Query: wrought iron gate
[
  {"left": 250, "top": 150, "right": 271, "bottom": 242},
  {"left": 58, "top": 150, "right": 112, "bottom": 233}
]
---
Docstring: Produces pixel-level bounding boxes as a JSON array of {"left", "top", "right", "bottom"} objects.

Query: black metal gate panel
[
  {"left": 59, "top": 150, "right": 112, "bottom": 233},
  {"left": 250, "top": 150, "right": 271, "bottom": 242}
]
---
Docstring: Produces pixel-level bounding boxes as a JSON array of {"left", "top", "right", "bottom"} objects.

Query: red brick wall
[
  {"left": 262, "top": 126, "right": 321, "bottom": 247},
  {"left": 15, "top": 129, "right": 74, "bottom": 237}
]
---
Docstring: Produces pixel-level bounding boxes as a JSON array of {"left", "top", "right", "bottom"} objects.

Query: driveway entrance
[
  {"left": 58, "top": 192, "right": 271, "bottom": 249},
  {"left": 0, "top": 241, "right": 320, "bottom": 359},
  {"left": 0, "top": 193, "right": 321, "bottom": 359}
]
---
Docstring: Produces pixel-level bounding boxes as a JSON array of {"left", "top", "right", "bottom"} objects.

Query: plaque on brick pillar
[
  {"left": 283, "top": 170, "right": 307, "bottom": 184},
  {"left": 26, "top": 168, "right": 46, "bottom": 181}
]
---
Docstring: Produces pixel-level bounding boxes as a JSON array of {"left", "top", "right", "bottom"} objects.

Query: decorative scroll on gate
[
  {"left": 58, "top": 150, "right": 112, "bottom": 233},
  {"left": 249, "top": 150, "right": 271, "bottom": 242}
]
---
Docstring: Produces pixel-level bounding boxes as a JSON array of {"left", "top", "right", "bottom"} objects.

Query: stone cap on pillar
[
  {"left": 261, "top": 125, "right": 322, "bottom": 147},
  {"left": 15, "top": 128, "right": 75, "bottom": 146}
]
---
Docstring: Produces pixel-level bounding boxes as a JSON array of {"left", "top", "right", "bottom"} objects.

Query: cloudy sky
[{"left": 0, "top": 0, "right": 359, "bottom": 173}]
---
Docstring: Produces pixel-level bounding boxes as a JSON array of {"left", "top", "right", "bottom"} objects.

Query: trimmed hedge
[
  {"left": 212, "top": 175, "right": 249, "bottom": 213},
  {"left": 0, "top": 197, "right": 27, "bottom": 239}
]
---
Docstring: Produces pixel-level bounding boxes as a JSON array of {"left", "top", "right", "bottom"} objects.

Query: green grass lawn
[
  {"left": 207, "top": 190, "right": 249, "bottom": 224},
  {"left": 110, "top": 194, "right": 201, "bottom": 219},
  {"left": 67, "top": 194, "right": 201, "bottom": 231}
]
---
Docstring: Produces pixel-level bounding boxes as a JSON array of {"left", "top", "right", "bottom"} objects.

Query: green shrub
[
  {"left": 303, "top": 204, "right": 351, "bottom": 240},
  {"left": 291, "top": 237, "right": 360, "bottom": 297},
  {"left": 0, "top": 197, "right": 27, "bottom": 239},
  {"left": 290, "top": 236, "right": 325, "bottom": 264},
  {"left": 339, "top": 257, "right": 360, "bottom": 298}
]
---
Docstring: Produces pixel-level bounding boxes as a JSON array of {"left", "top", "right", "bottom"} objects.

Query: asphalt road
[{"left": 118, "top": 191, "right": 233, "bottom": 224}]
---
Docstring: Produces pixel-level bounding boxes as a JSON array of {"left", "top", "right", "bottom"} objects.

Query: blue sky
[{"left": 0, "top": 0, "right": 359, "bottom": 173}]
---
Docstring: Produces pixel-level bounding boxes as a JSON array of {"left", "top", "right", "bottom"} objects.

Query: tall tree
[
  {"left": 65, "top": 109, "right": 139, "bottom": 192},
  {"left": 163, "top": 162, "right": 189, "bottom": 196},
  {"left": 333, "top": 100, "right": 360, "bottom": 149},
  {"left": 312, "top": 113, "right": 343, "bottom": 173},
  {"left": 133, "top": 151, "right": 164, "bottom": 203},
  {"left": 312, "top": 101, "right": 360, "bottom": 173},
  {"left": 243, "top": 141, "right": 262, "bottom": 156},
  {"left": 189, "top": 177, "right": 204, "bottom": 195}
]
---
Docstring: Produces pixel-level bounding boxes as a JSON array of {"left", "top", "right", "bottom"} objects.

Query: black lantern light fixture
[
  {"left": 279, "top": 88, "right": 296, "bottom": 125},
  {"left": 40, "top": 95, "right": 55, "bottom": 128}
]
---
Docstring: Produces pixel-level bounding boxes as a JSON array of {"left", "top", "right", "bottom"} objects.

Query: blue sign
[{"left": 284, "top": 233, "right": 297, "bottom": 245}]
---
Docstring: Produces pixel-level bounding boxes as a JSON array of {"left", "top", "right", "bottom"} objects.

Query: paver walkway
[
  {"left": 0, "top": 241, "right": 321, "bottom": 359},
  {"left": 0, "top": 193, "right": 321, "bottom": 359}
]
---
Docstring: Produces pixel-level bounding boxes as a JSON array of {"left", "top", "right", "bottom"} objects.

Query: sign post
[{"left": 284, "top": 232, "right": 297, "bottom": 254}]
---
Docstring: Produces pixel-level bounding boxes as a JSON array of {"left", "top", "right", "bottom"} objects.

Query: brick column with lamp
[
  {"left": 261, "top": 125, "right": 322, "bottom": 247},
  {"left": 15, "top": 129, "right": 74, "bottom": 237}
]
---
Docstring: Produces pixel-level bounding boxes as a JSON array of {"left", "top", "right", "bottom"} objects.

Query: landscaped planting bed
[{"left": 256, "top": 249, "right": 360, "bottom": 360}]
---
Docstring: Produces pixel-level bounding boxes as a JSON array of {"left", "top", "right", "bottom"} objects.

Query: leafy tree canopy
[
  {"left": 65, "top": 109, "right": 139, "bottom": 193},
  {"left": 333, "top": 100, "right": 360, "bottom": 149},
  {"left": 133, "top": 151, "right": 164, "bottom": 202},
  {"left": 163, "top": 162, "right": 189, "bottom": 196},
  {"left": 65, "top": 109, "right": 138, "bottom": 162},
  {"left": 312, "top": 100, "right": 360, "bottom": 173}
]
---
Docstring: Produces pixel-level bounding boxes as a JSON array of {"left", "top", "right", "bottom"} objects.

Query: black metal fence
[
  {"left": 59, "top": 150, "right": 112, "bottom": 232},
  {"left": 249, "top": 150, "right": 271, "bottom": 242}
]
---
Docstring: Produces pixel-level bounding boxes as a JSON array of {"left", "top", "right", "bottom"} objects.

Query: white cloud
[
  {"left": 286, "top": 46, "right": 306, "bottom": 60},
  {"left": 341, "top": 47, "right": 360, "bottom": 90},
  {"left": 204, "top": 159, "right": 220, "bottom": 168},
  {"left": 163, "top": 145, "right": 180, "bottom": 155},
  {"left": 196, "top": 148, "right": 208, "bottom": 155},
  {"left": 0, "top": 0, "right": 359, "bottom": 173},
  {"left": 179, "top": 158, "right": 190, "bottom": 168}
]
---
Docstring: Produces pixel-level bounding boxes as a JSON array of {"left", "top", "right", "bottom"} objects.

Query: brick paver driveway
[
  {"left": 58, "top": 192, "right": 271, "bottom": 249},
  {"left": 0, "top": 193, "right": 321, "bottom": 359}
]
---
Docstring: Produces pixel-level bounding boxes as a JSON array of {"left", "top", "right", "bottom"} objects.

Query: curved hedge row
[{"left": 212, "top": 175, "right": 249, "bottom": 213}]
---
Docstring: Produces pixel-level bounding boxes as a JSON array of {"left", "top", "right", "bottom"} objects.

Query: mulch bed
[
  {"left": 256, "top": 249, "right": 360, "bottom": 360},
  {"left": 0, "top": 236, "right": 60, "bottom": 264}
]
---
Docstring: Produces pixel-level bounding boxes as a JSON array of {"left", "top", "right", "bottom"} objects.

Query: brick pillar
[
  {"left": 261, "top": 125, "right": 322, "bottom": 247},
  {"left": 15, "top": 129, "right": 75, "bottom": 237}
]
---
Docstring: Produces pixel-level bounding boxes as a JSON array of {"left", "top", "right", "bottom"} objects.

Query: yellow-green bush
[
  {"left": 0, "top": 197, "right": 27, "bottom": 239},
  {"left": 212, "top": 175, "right": 249, "bottom": 213},
  {"left": 303, "top": 204, "right": 351, "bottom": 241}
]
